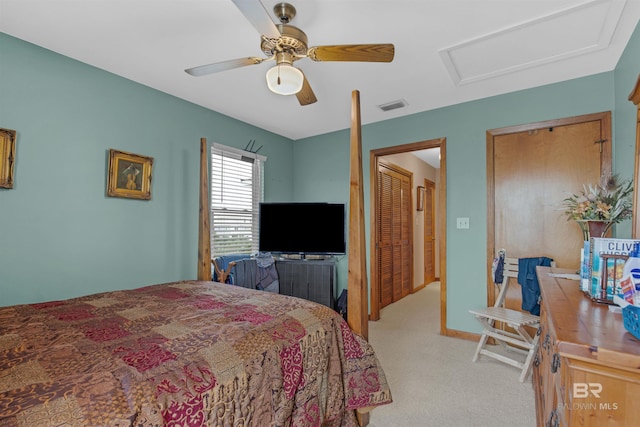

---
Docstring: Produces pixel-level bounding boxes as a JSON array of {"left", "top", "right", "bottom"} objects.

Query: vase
[{"left": 579, "top": 220, "right": 613, "bottom": 241}]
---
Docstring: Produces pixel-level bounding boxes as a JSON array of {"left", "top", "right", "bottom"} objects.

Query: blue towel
[
  {"left": 212, "top": 254, "right": 252, "bottom": 283},
  {"left": 517, "top": 257, "right": 553, "bottom": 315},
  {"left": 493, "top": 254, "right": 504, "bottom": 284}
]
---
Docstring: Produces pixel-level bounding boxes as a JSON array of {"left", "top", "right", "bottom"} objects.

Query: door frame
[
  {"left": 423, "top": 177, "right": 437, "bottom": 285},
  {"left": 370, "top": 137, "right": 448, "bottom": 335},
  {"left": 486, "top": 111, "right": 612, "bottom": 305},
  {"left": 630, "top": 74, "right": 640, "bottom": 238}
]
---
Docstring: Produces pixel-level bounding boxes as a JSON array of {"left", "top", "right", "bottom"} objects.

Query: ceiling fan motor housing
[{"left": 261, "top": 24, "right": 308, "bottom": 59}]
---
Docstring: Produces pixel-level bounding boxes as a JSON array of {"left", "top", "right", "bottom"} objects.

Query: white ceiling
[
  {"left": 1, "top": 0, "right": 639, "bottom": 141},
  {"left": 412, "top": 148, "right": 441, "bottom": 169}
]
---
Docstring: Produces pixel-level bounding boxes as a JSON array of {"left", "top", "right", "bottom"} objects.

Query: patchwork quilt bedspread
[{"left": 0, "top": 281, "right": 391, "bottom": 426}]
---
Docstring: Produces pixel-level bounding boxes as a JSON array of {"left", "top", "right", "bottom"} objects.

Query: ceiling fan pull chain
[{"left": 277, "top": 65, "right": 281, "bottom": 86}]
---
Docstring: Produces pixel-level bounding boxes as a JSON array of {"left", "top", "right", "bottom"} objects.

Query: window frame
[{"left": 210, "top": 143, "right": 266, "bottom": 256}]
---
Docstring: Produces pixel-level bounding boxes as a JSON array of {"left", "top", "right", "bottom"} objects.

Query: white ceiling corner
[{"left": 438, "top": 0, "right": 627, "bottom": 85}]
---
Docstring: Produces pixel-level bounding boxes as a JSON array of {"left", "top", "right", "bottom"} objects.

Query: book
[
  {"left": 580, "top": 239, "right": 590, "bottom": 294},
  {"left": 589, "top": 238, "right": 640, "bottom": 301}
]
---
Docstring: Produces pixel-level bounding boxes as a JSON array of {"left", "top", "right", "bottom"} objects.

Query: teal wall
[
  {"left": 296, "top": 23, "right": 640, "bottom": 333},
  {"left": 0, "top": 33, "right": 294, "bottom": 306},
  {"left": 2, "top": 22, "right": 639, "bottom": 335}
]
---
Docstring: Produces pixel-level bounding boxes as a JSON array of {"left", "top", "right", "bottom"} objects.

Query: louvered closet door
[
  {"left": 399, "top": 175, "right": 411, "bottom": 298},
  {"left": 378, "top": 163, "right": 412, "bottom": 308},
  {"left": 424, "top": 180, "right": 436, "bottom": 284}
]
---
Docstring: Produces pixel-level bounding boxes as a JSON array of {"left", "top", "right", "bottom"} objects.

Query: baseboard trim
[
  {"left": 411, "top": 283, "right": 426, "bottom": 293},
  {"left": 412, "top": 280, "right": 441, "bottom": 294},
  {"left": 442, "top": 328, "right": 481, "bottom": 342}
]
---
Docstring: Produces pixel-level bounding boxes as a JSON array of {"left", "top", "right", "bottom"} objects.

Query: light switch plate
[{"left": 457, "top": 217, "right": 470, "bottom": 229}]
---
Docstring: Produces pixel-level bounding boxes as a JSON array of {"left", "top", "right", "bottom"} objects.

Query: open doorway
[{"left": 369, "top": 138, "right": 447, "bottom": 335}]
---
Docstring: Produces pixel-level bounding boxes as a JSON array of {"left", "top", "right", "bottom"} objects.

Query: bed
[
  {"left": 0, "top": 280, "right": 389, "bottom": 426},
  {"left": 0, "top": 91, "right": 390, "bottom": 426}
]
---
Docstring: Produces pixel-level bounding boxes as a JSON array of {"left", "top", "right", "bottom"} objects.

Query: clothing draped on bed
[{"left": 0, "top": 281, "right": 391, "bottom": 426}]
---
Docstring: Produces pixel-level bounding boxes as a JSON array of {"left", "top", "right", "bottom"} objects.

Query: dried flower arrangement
[{"left": 562, "top": 174, "right": 633, "bottom": 239}]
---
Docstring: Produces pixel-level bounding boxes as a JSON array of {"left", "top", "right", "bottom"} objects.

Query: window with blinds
[{"left": 210, "top": 144, "right": 265, "bottom": 256}]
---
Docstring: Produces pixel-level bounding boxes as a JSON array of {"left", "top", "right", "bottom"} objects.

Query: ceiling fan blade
[
  {"left": 308, "top": 44, "right": 395, "bottom": 63},
  {"left": 185, "top": 57, "right": 266, "bottom": 77},
  {"left": 232, "top": 0, "right": 281, "bottom": 39},
  {"left": 296, "top": 72, "right": 317, "bottom": 106}
]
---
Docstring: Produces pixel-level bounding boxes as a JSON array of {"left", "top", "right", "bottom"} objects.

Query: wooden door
[
  {"left": 378, "top": 162, "right": 412, "bottom": 308},
  {"left": 424, "top": 179, "right": 436, "bottom": 284},
  {"left": 488, "top": 112, "right": 612, "bottom": 308}
]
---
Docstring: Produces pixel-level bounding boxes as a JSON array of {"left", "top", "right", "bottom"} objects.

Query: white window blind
[{"left": 210, "top": 143, "right": 265, "bottom": 256}]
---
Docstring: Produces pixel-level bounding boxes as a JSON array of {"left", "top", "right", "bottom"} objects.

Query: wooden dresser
[{"left": 534, "top": 266, "right": 640, "bottom": 426}]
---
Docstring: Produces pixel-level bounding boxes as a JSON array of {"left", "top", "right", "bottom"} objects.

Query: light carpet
[{"left": 368, "top": 282, "right": 536, "bottom": 427}]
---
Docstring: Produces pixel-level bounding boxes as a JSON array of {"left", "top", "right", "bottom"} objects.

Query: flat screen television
[{"left": 258, "top": 202, "right": 346, "bottom": 256}]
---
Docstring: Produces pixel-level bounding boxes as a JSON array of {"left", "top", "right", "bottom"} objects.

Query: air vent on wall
[{"left": 378, "top": 99, "right": 408, "bottom": 112}]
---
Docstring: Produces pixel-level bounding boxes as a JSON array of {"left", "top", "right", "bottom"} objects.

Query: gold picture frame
[
  {"left": 107, "top": 149, "right": 153, "bottom": 200},
  {"left": 0, "top": 128, "right": 17, "bottom": 189},
  {"left": 417, "top": 186, "right": 425, "bottom": 211}
]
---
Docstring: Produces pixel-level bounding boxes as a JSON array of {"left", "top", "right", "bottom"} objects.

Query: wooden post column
[
  {"left": 347, "top": 90, "right": 369, "bottom": 341},
  {"left": 197, "top": 137, "right": 212, "bottom": 281}
]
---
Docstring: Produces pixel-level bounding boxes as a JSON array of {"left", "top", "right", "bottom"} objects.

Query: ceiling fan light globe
[{"left": 266, "top": 64, "right": 303, "bottom": 95}]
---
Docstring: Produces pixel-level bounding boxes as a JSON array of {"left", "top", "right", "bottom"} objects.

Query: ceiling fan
[{"left": 185, "top": 0, "right": 395, "bottom": 106}]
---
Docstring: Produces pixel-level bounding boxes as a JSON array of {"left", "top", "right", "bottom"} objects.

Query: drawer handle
[
  {"left": 542, "top": 333, "right": 551, "bottom": 351},
  {"left": 533, "top": 354, "right": 540, "bottom": 367},
  {"left": 551, "top": 353, "right": 561, "bottom": 374}
]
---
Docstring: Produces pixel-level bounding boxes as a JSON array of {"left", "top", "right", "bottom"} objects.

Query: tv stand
[
  {"left": 275, "top": 258, "right": 336, "bottom": 309},
  {"left": 278, "top": 254, "right": 334, "bottom": 261}
]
